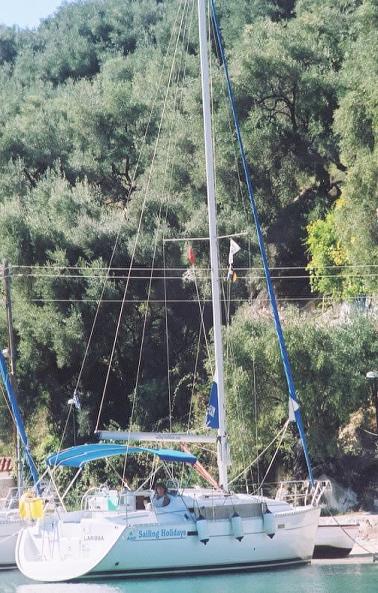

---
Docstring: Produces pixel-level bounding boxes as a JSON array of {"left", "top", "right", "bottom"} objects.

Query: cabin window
[{"left": 135, "top": 495, "right": 151, "bottom": 510}]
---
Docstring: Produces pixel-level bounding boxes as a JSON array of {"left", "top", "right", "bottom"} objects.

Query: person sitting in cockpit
[{"left": 153, "top": 482, "right": 170, "bottom": 507}]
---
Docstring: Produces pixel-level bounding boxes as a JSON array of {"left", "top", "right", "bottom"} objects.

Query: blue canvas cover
[{"left": 47, "top": 443, "right": 197, "bottom": 468}]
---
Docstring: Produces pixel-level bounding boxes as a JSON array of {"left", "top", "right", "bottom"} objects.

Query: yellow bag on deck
[{"left": 19, "top": 493, "right": 44, "bottom": 520}]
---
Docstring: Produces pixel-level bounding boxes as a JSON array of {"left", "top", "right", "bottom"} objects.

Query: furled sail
[
  {"left": 0, "top": 351, "right": 40, "bottom": 491},
  {"left": 206, "top": 372, "right": 219, "bottom": 429}
]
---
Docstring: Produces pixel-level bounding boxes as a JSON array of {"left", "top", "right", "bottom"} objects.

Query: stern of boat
[{"left": 16, "top": 512, "right": 126, "bottom": 582}]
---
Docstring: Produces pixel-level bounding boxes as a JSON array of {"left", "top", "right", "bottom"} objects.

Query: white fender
[
  {"left": 230, "top": 512, "right": 244, "bottom": 541},
  {"left": 196, "top": 516, "right": 209, "bottom": 545},
  {"left": 263, "top": 511, "right": 277, "bottom": 538}
]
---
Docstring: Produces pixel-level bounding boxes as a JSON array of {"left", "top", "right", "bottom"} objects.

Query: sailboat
[
  {"left": 0, "top": 262, "right": 41, "bottom": 569},
  {"left": 16, "top": 0, "right": 322, "bottom": 582},
  {"left": 0, "top": 352, "right": 41, "bottom": 569}
]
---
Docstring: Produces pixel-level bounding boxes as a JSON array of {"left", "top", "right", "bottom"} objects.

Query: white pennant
[
  {"left": 228, "top": 239, "right": 241, "bottom": 265},
  {"left": 288, "top": 397, "right": 299, "bottom": 422}
]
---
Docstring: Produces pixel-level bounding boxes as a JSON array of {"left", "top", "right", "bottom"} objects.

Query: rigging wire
[
  {"left": 32, "top": 4, "right": 189, "bottom": 462},
  {"left": 128, "top": 152, "right": 173, "bottom": 437},
  {"left": 253, "top": 356, "right": 260, "bottom": 487},
  {"left": 192, "top": 269, "right": 214, "bottom": 376},
  {"left": 7, "top": 0, "right": 375, "bottom": 492},
  {"left": 169, "top": 0, "right": 197, "bottom": 429},
  {"left": 63, "top": 0, "right": 187, "bottom": 440},
  {"left": 95, "top": 0, "right": 191, "bottom": 432},
  {"left": 129, "top": 0, "right": 196, "bottom": 439},
  {"left": 186, "top": 313, "right": 205, "bottom": 432},
  {"left": 253, "top": 420, "right": 289, "bottom": 494},
  {"left": 161, "top": 0, "right": 196, "bottom": 430},
  {"left": 221, "top": 271, "right": 250, "bottom": 489},
  {"left": 0, "top": 382, "right": 16, "bottom": 428},
  {"left": 162, "top": 244, "right": 173, "bottom": 429},
  {"left": 211, "top": 4, "right": 248, "bottom": 212},
  {"left": 228, "top": 419, "right": 289, "bottom": 488}
]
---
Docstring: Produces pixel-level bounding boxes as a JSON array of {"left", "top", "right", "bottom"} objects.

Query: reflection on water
[
  {"left": 2, "top": 576, "right": 122, "bottom": 593},
  {"left": 18, "top": 586, "right": 122, "bottom": 593},
  {"left": 1, "top": 573, "right": 121, "bottom": 593},
  {"left": 1, "top": 564, "right": 378, "bottom": 593}
]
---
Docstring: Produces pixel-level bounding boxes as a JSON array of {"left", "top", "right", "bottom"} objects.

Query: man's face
[{"left": 156, "top": 486, "right": 164, "bottom": 496}]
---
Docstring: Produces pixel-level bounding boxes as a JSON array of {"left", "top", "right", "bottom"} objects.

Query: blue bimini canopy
[{"left": 47, "top": 443, "right": 197, "bottom": 468}]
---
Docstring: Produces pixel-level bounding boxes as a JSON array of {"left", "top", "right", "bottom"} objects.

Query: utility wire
[
  {"left": 95, "top": 0, "right": 191, "bottom": 431},
  {"left": 29, "top": 296, "right": 377, "bottom": 304}
]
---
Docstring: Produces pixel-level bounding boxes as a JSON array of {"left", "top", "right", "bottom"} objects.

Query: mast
[
  {"left": 3, "top": 260, "right": 23, "bottom": 495},
  {"left": 197, "top": 0, "right": 228, "bottom": 490}
]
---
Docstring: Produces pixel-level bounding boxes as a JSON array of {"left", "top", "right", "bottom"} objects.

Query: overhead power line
[
  {"left": 29, "top": 296, "right": 376, "bottom": 304},
  {"left": 10, "top": 271, "right": 378, "bottom": 281},
  {"left": 10, "top": 264, "right": 378, "bottom": 271}
]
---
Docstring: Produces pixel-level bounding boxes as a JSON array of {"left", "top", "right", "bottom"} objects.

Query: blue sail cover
[
  {"left": 206, "top": 377, "right": 219, "bottom": 429},
  {"left": 47, "top": 443, "right": 197, "bottom": 468},
  {"left": 0, "top": 351, "right": 40, "bottom": 492}
]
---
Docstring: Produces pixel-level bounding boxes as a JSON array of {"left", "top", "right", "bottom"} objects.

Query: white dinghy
[{"left": 17, "top": 0, "right": 323, "bottom": 581}]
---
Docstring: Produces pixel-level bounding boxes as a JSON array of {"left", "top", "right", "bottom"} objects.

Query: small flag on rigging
[
  {"left": 187, "top": 245, "right": 196, "bottom": 266},
  {"left": 228, "top": 238, "right": 241, "bottom": 265},
  {"left": 227, "top": 239, "right": 241, "bottom": 282},
  {"left": 288, "top": 396, "right": 299, "bottom": 422},
  {"left": 67, "top": 390, "right": 81, "bottom": 411}
]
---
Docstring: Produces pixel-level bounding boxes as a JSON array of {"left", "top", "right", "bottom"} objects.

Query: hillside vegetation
[{"left": 0, "top": 0, "right": 376, "bottom": 498}]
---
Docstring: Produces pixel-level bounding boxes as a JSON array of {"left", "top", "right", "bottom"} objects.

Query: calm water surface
[{"left": 1, "top": 564, "right": 377, "bottom": 593}]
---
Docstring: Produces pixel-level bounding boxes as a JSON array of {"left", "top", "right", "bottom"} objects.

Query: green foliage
[
  {"left": 305, "top": 199, "right": 365, "bottom": 297},
  {"left": 0, "top": 25, "right": 18, "bottom": 65},
  {"left": 231, "top": 4, "right": 345, "bottom": 219},
  {"left": 225, "top": 307, "right": 377, "bottom": 478},
  {"left": 0, "top": 0, "right": 376, "bottom": 491},
  {"left": 307, "top": 0, "right": 378, "bottom": 298}
]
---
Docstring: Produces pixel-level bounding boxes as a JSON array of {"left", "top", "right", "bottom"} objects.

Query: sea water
[{"left": 1, "top": 564, "right": 377, "bottom": 593}]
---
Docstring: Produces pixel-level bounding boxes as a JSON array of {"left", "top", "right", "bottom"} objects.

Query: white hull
[
  {"left": 16, "top": 493, "right": 320, "bottom": 582},
  {"left": 0, "top": 511, "right": 23, "bottom": 568},
  {"left": 313, "top": 521, "right": 359, "bottom": 558}
]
